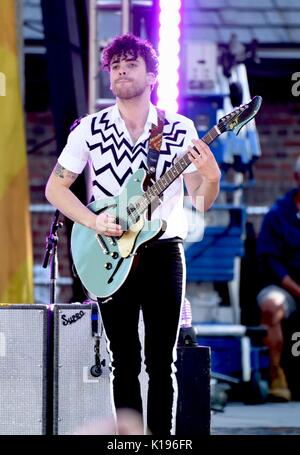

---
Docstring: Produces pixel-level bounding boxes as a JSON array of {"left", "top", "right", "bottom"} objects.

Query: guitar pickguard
[{"left": 118, "top": 217, "right": 144, "bottom": 258}]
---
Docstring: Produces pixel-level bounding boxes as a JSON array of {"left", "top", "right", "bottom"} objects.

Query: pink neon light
[{"left": 157, "top": 0, "right": 181, "bottom": 112}]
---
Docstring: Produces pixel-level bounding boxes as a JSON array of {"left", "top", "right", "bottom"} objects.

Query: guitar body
[{"left": 71, "top": 169, "right": 165, "bottom": 298}]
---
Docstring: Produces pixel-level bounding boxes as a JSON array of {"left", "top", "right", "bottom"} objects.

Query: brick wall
[
  {"left": 26, "top": 111, "right": 74, "bottom": 304},
  {"left": 245, "top": 101, "right": 300, "bottom": 206},
  {"left": 243, "top": 101, "right": 300, "bottom": 233}
]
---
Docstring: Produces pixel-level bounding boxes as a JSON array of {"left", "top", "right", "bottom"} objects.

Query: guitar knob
[
  {"left": 104, "top": 262, "right": 112, "bottom": 270},
  {"left": 111, "top": 252, "right": 119, "bottom": 259}
]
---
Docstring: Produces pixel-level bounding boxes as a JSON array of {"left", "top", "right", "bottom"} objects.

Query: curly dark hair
[{"left": 102, "top": 34, "right": 159, "bottom": 76}]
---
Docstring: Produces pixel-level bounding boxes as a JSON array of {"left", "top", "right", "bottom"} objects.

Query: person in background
[{"left": 256, "top": 156, "right": 300, "bottom": 402}]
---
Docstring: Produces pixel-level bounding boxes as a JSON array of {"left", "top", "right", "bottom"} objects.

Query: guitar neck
[{"left": 142, "top": 124, "right": 221, "bottom": 206}]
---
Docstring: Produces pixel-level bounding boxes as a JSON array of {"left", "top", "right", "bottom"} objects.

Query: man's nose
[{"left": 118, "top": 68, "right": 126, "bottom": 75}]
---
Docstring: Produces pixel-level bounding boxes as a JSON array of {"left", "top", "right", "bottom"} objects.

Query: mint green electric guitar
[{"left": 71, "top": 96, "right": 262, "bottom": 298}]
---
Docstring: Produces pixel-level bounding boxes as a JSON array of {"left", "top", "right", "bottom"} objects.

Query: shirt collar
[{"left": 110, "top": 102, "right": 158, "bottom": 127}]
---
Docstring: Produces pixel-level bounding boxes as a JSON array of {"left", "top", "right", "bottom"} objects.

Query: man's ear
[{"left": 147, "top": 72, "right": 156, "bottom": 87}]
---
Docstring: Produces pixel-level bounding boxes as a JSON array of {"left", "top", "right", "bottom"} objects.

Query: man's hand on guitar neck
[
  {"left": 95, "top": 212, "right": 123, "bottom": 237},
  {"left": 188, "top": 139, "right": 221, "bottom": 183},
  {"left": 184, "top": 139, "right": 221, "bottom": 212}
]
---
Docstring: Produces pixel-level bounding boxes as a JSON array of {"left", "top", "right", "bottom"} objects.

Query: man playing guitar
[{"left": 45, "top": 33, "right": 221, "bottom": 435}]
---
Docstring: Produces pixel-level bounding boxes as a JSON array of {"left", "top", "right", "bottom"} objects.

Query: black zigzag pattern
[
  {"left": 87, "top": 129, "right": 129, "bottom": 151},
  {"left": 92, "top": 161, "right": 148, "bottom": 195},
  {"left": 164, "top": 128, "right": 186, "bottom": 144},
  {"left": 93, "top": 161, "right": 147, "bottom": 192},
  {"left": 91, "top": 113, "right": 124, "bottom": 138},
  {"left": 87, "top": 116, "right": 150, "bottom": 168},
  {"left": 92, "top": 180, "right": 114, "bottom": 197},
  {"left": 160, "top": 136, "right": 185, "bottom": 156},
  {"left": 157, "top": 122, "right": 187, "bottom": 156},
  {"left": 91, "top": 121, "right": 150, "bottom": 155},
  {"left": 93, "top": 162, "right": 134, "bottom": 187},
  {"left": 88, "top": 141, "right": 148, "bottom": 167},
  {"left": 163, "top": 121, "right": 179, "bottom": 137},
  {"left": 132, "top": 137, "right": 149, "bottom": 153},
  {"left": 103, "top": 144, "right": 147, "bottom": 165},
  {"left": 159, "top": 155, "right": 177, "bottom": 178}
]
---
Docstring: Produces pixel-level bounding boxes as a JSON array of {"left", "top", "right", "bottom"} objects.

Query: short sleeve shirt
[{"left": 58, "top": 102, "right": 199, "bottom": 239}]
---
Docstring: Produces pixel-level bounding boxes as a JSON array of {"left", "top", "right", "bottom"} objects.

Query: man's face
[{"left": 109, "top": 53, "right": 155, "bottom": 100}]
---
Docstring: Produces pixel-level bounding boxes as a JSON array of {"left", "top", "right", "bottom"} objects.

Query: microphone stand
[{"left": 42, "top": 209, "right": 63, "bottom": 304}]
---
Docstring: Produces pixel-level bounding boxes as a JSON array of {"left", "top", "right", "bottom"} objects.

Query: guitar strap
[
  {"left": 147, "top": 107, "right": 165, "bottom": 180},
  {"left": 145, "top": 108, "right": 165, "bottom": 219}
]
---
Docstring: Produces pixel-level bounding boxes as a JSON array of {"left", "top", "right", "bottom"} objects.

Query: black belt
[{"left": 146, "top": 236, "right": 183, "bottom": 247}]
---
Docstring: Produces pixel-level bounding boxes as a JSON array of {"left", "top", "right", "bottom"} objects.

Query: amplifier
[
  {"left": 0, "top": 304, "right": 48, "bottom": 435},
  {"left": 176, "top": 345, "right": 211, "bottom": 436},
  {"left": 52, "top": 303, "right": 114, "bottom": 434}
]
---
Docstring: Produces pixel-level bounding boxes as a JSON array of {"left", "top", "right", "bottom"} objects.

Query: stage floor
[{"left": 211, "top": 402, "right": 300, "bottom": 435}]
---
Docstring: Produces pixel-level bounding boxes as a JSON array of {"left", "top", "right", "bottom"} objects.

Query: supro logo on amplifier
[{"left": 61, "top": 310, "right": 85, "bottom": 326}]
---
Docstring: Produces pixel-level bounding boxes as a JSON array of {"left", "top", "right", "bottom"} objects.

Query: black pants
[{"left": 98, "top": 240, "right": 185, "bottom": 435}]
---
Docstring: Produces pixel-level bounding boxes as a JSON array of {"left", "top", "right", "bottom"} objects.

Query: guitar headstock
[{"left": 218, "top": 96, "right": 262, "bottom": 135}]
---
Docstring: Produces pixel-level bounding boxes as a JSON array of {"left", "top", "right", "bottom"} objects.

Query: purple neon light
[{"left": 157, "top": 0, "right": 181, "bottom": 112}]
